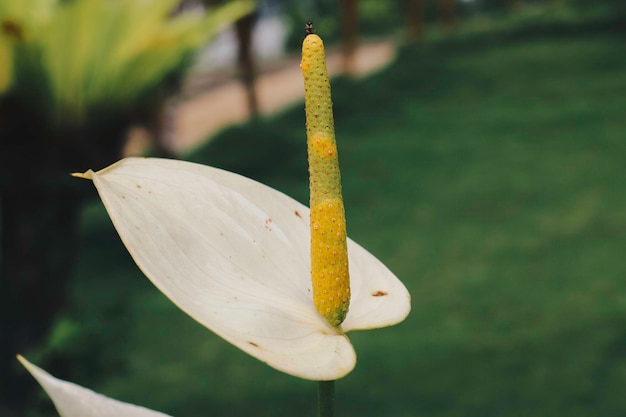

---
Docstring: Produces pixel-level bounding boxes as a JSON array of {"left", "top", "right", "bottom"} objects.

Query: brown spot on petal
[
  {"left": 372, "top": 290, "right": 388, "bottom": 297},
  {"left": 248, "top": 341, "right": 259, "bottom": 347},
  {"left": 295, "top": 210, "right": 302, "bottom": 218}
]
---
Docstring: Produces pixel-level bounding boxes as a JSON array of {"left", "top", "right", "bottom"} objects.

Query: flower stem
[{"left": 318, "top": 380, "right": 335, "bottom": 417}]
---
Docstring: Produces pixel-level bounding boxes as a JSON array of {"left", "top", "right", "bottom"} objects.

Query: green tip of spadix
[{"left": 71, "top": 170, "right": 94, "bottom": 180}]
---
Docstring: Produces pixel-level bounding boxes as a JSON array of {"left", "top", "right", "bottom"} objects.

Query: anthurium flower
[
  {"left": 18, "top": 355, "right": 171, "bottom": 417},
  {"left": 75, "top": 157, "right": 410, "bottom": 381}
]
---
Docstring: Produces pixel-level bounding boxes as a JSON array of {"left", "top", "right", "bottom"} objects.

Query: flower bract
[
  {"left": 76, "top": 157, "right": 410, "bottom": 380},
  {"left": 18, "top": 355, "right": 171, "bottom": 417}
]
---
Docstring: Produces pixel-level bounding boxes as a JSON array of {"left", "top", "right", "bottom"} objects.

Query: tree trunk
[
  {"left": 438, "top": 0, "right": 458, "bottom": 32},
  {"left": 340, "top": 0, "right": 359, "bottom": 74},
  {"left": 406, "top": 0, "right": 424, "bottom": 43},
  {"left": 235, "top": 13, "right": 259, "bottom": 117},
  {"left": 201, "top": 0, "right": 258, "bottom": 117}
]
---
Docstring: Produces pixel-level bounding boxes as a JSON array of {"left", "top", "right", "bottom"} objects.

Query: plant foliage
[{"left": 0, "top": 0, "right": 254, "bottom": 130}]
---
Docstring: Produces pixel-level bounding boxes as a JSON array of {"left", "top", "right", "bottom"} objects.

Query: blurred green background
[{"left": 4, "top": 0, "right": 626, "bottom": 416}]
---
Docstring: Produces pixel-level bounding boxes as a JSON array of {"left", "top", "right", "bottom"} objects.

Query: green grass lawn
[{"left": 27, "top": 17, "right": 626, "bottom": 417}]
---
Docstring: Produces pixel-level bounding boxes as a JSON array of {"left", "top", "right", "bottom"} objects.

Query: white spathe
[
  {"left": 18, "top": 356, "right": 171, "bottom": 417},
  {"left": 78, "top": 157, "right": 410, "bottom": 380}
]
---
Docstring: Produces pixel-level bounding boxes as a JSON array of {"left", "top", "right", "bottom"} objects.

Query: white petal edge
[
  {"left": 18, "top": 355, "right": 171, "bottom": 417},
  {"left": 80, "top": 157, "right": 410, "bottom": 380}
]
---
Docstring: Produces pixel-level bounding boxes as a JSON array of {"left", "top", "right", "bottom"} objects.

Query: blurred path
[{"left": 170, "top": 39, "right": 396, "bottom": 154}]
